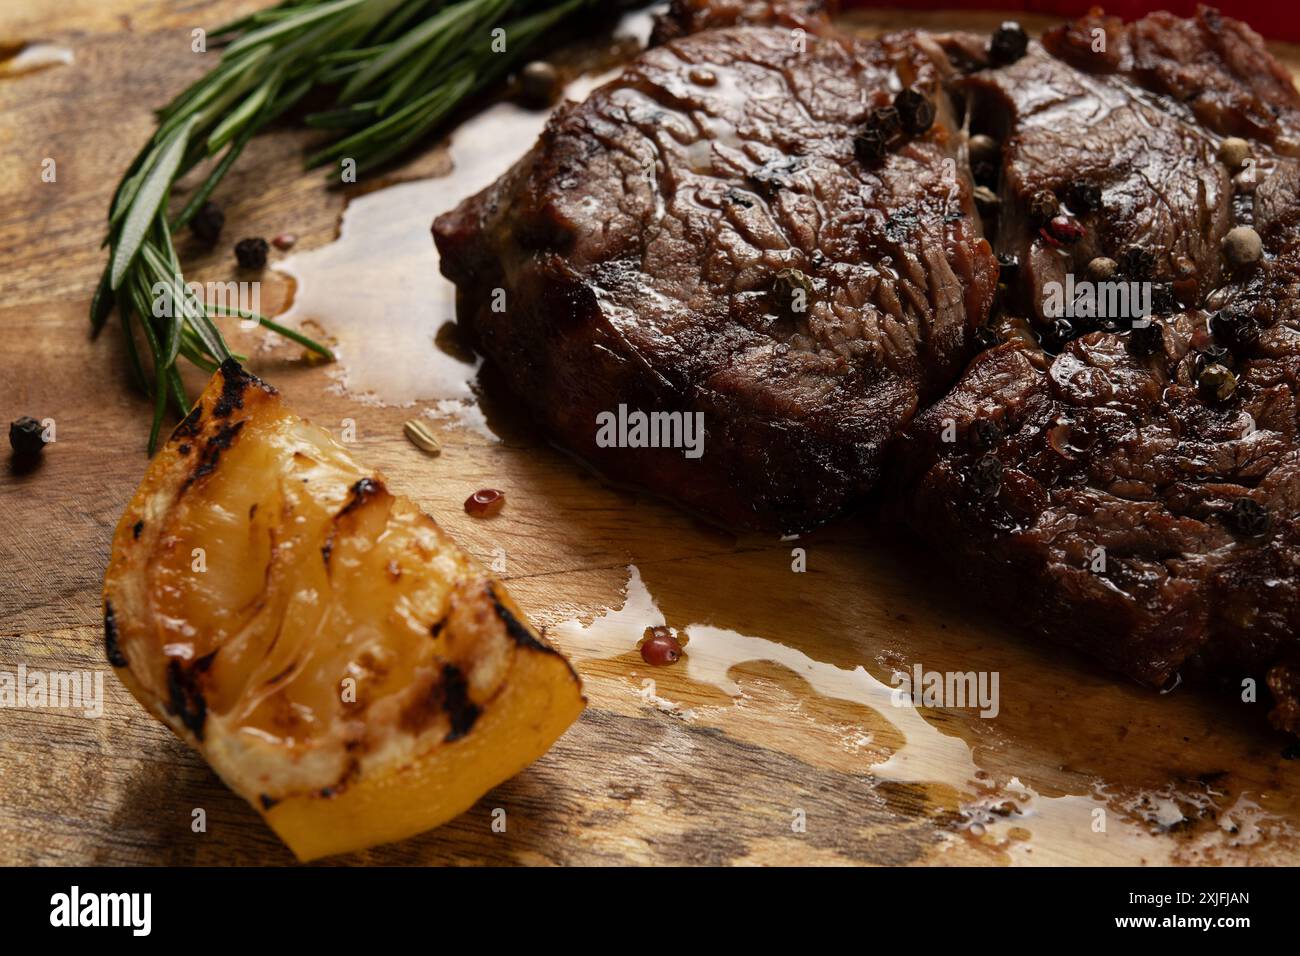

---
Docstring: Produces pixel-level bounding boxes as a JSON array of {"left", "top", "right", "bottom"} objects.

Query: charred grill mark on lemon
[
  {"left": 399, "top": 662, "right": 480, "bottom": 741},
  {"left": 339, "top": 476, "right": 383, "bottom": 515},
  {"left": 170, "top": 404, "right": 204, "bottom": 442},
  {"left": 488, "top": 583, "right": 562, "bottom": 656},
  {"left": 211, "top": 358, "right": 268, "bottom": 418},
  {"left": 102, "top": 362, "right": 585, "bottom": 860},
  {"left": 103, "top": 602, "right": 126, "bottom": 667},
  {"left": 322, "top": 477, "right": 385, "bottom": 573},
  {"left": 179, "top": 419, "right": 245, "bottom": 494},
  {"left": 166, "top": 653, "right": 213, "bottom": 741}
]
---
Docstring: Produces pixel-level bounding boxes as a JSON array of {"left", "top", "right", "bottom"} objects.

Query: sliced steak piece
[
  {"left": 436, "top": 24, "right": 997, "bottom": 531},
  {"left": 962, "top": 29, "right": 1230, "bottom": 332},
  {"left": 898, "top": 7, "right": 1300, "bottom": 731},
  {"left": 895, "top": 9, "right": 1300, "bottom": 734},
  {"left": 1048, "top": 6, "right": 1300, "bottom": 146},
  {"left": 959, "top": 8, "right": 1300, "bottom": 347}
]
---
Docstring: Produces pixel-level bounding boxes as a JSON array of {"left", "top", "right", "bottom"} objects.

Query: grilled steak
[
  {"left": 898, "top": 9, "right": 1300, "bottom": 733},
  {"left": 435, "top": 0, "right": 1300, "bottom": 730},
  {"left": 435, "top": 21, "right": 997, "bottom": 531}
]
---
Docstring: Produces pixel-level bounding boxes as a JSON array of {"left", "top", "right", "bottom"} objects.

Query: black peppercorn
[
  {"left": 855, "top": 99, "right": 919, "bottom": 166},
  {"left": 1127, "top": 320, "right": 1164, "bottom": 357},
  {"left": 1193, "top": 344, "right": 1232, "bottom": 378},
  {"left": 9, "top": 416, "right": 45, "bottom": 459},
  {"left": 989, "top": 21, "right": 1029, "bottom": 66},
  {"left": 1119, "top": 245, "right": 1156, "bottom": 280},
  {"left": 1226, "top": 498, "right": 1270, "bottom": 537},
  {"left": 235, "top": 237, "right": 269, "bottom": 270},
  {"left": 893, "top": 88, "right": 935, "bottom": 136},
  {"left": 973, "top": 323, "right": 1002, "bottom": 350},
  {"left": 854, "top": 126, "right": 889, "bottom": 166},
  {"left": 968, "top": 134, "right": 999, "bottom": 166},
  {"left": 972, "top": 159, "right": 999, "bottom": 188},
  {"left": 1041, "top": 317, "right": 1078, "bottom": 353},
  {"left": 190, "top": 201, "right": 224, "bottom": 245},
  {"left": 869, "top": 105, "right": 902, "bottom": 143},
  {"left": 1211, "top": 306, "right": 1263, "bottom": 352},
  {"left": 1028, "top": 189, "right": 1060, "bottom": 226},
  {"left": 1064, "top": 181, "right": 1101, "bottom": 214},
  {"left": 971, "top": 416, "right": 1002, "bottom": 449},
  {"left": 968, "top": 453, "right": 1004, "bottom": 500}
]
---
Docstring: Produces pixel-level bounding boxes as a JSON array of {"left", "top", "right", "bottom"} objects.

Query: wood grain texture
[{"left": 3, "top": 1, "right": 1300, "bottom": 866}]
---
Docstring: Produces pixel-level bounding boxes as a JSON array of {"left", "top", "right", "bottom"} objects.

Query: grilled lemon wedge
[{"left": 103, "top": 361, "right": 584, "bottom": 860}]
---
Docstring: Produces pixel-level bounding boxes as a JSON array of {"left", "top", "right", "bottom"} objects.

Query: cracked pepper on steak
[
  {"left": 435, "top": 2, "right": 1300, "bottom": 734},
  {"left": 899, "top": 7, "right": 1300, "bottom": 734}
]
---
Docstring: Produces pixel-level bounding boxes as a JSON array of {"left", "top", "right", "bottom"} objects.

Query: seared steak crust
[{"left": 436, "top": 24, "right": 996, "bottom": 531}]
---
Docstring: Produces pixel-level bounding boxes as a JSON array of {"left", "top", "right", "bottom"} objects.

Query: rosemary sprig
[{"left": 95, "top": 0, "right": 600, "bottom": 453}]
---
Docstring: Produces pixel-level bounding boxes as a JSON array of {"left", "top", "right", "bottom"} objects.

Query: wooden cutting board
[{"left": 3, "top": 0, "right": 1300, "bottom": 866}]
